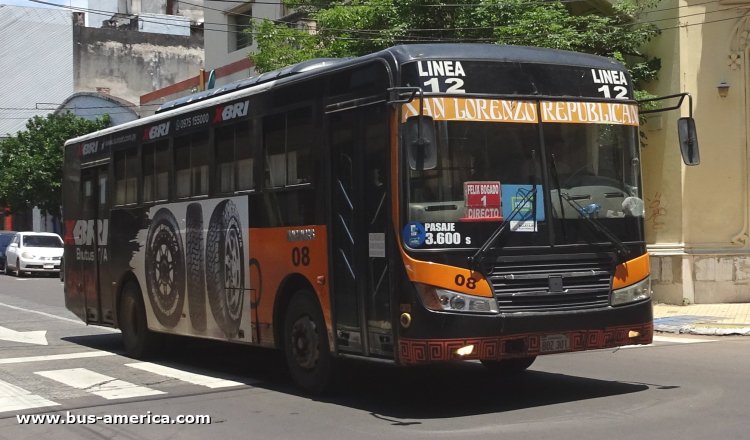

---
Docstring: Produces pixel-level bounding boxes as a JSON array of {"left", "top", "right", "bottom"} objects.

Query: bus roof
[{"left": 65, "top": 44, "right": 626, "bottom": 147}]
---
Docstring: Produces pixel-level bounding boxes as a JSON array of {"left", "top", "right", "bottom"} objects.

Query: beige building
[{"left": 641, "top": 0, "right": 750, "bottom": 304}]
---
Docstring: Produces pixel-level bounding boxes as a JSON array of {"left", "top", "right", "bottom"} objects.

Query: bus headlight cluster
[
  {"left": 611, "top": 277, "right": 651, "bottom": 306},
  {"left": 416, "top": 283, "right": 499, "bottom": 314}
]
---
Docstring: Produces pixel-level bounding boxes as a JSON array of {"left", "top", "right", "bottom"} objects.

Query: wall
[
  {"left": 643, "top": 0, "right": 750, "bottom": 304},
  {"left": 203, "top": 0, "right": 281, "bottom": 86},
  {"left": 73, "top": 23, "right": 204, "bottom": 110},
  {"left": 0, "top": 6, "right": 74, "bottom": 137}
]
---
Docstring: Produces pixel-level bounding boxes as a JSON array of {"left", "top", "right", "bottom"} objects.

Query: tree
[
  {"left": 0, "top": 112, "right": 111, "bottom": 217},
  {"left": 249, "top": 0, "right": 660, "bottom": 95}
]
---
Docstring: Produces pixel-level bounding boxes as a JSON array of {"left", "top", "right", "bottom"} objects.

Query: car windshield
[{"left": 22, "top": 235, "right": 63, "bottom": 248}]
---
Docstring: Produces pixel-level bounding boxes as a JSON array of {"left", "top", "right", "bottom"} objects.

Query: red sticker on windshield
[{"left": 463, "top": 181, "right": 502, "bottom": 221}]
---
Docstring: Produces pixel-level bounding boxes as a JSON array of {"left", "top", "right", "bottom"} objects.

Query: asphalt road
[{"left": 0, "top": 274, "right": 747, "bottom": 440}]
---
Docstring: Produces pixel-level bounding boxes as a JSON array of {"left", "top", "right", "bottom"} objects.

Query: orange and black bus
[{"left": 62, "top": 44, "right": 699, "bottom": 393}]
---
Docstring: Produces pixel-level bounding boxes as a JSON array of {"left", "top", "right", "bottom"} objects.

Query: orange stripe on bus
[
  {"left": 612, "top": 253, "right": 650, "bottom": 290},
  {"left": 399, "top": 248, "right": 493, "bottom": 297}
]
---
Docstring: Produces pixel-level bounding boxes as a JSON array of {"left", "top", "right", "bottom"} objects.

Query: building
[
  {"left": 0, "top": 2, "right": 205, "bottom": 231},
  {"left": 641, "top": 0, "right": 750, "bottom": 304}
]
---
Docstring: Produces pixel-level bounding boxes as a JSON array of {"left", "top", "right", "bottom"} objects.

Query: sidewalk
[{"left": 653, "top": 302, "right": 750, "bottom": 336}]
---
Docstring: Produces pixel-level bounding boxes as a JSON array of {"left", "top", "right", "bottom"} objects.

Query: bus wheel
[
  {"left": 283, "top": 292, "right": 334, "bottom": 394},
  {"left": 206, "top": 200, "right": 244, "bottom": 337},
  {"left": 186, "top": 203, "right": 206, "bottom": 332},
  {"left": 120, "top": 282, "right": 158, "bottom": 358},
  {"left": 145, "top": 208, "right": 186, "bottom": 328},
  {"left": 481, "top": 356, "right": 537, "bottom": 375}
]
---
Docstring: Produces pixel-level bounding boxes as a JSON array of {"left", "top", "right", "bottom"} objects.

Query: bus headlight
[
  {"left": 611, "top": 277, "right": 651, "bottom": 306},
  {"left": 416, "top": 283, "right": 499, "bottom": 314}
]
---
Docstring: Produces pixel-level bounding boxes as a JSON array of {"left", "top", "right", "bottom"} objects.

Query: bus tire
[
  {"left": 283, "top": 292, "right": 334, "bottom": 395},
  {"left": 481, "top": 356, "right": 537, "bottom": 375},
  {"left": 144, "top": 208, "right": 185, "bottom": 328},
  {"left": 186, "top": 203, "right": 206, "bottom": 332},
  {"left": 120, "top": 282, "right": 159, "bottom": 358},
  {"left": 206, "top": 200, "right": 244, "bottom": 337}
]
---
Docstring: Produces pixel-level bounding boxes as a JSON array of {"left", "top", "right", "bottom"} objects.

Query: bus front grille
[{"left": 489, "top": 256, "right": 614, "bottom": 312}]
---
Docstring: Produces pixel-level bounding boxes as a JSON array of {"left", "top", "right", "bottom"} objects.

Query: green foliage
[
  {"left": 0, "top": 112, "right": 111, "bottom": 217},
  {"left": 249, "top": 0, "right": 661, "bottom": 91}
]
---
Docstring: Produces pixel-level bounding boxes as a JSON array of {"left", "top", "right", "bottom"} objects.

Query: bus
[{"left": 62, "top": 44, "right": 699, "bottom": 393}]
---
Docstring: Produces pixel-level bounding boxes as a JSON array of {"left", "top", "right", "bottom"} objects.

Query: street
[{"left": 0, "top": 275, "right": 747, "bottom": 440}]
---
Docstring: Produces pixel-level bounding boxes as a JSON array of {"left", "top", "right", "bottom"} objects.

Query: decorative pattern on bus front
[{"left": 489, "top": 255, "right": 614, "bottom": 312}]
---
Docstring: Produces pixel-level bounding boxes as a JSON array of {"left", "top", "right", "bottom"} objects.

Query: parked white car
[{"left": 4, "top": 232, "right": 63, "bottom": 277}]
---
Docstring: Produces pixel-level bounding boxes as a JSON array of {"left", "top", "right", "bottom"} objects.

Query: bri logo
[
  {"left": 215, "top": 100, "right": 249, "bottom": 123},
  {"left": 64, "top": 219, "right": 109, "bottom": 246},
  {"left": 143, "top": 122, "right": 170, "bottom": 141}
]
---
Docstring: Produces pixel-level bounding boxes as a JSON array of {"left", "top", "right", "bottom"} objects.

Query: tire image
[
  {"left": 144, "top": 208, "right": 186, "bottom": 328},
  {"left": 206, "top": 199, "right": 245, "bottom": 337},
  {"left": 186, "top": 203, "right": 207, "bottom": 332}
]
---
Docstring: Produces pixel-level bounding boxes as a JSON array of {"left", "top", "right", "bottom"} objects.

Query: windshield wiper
[
  {"left": 556, "top": 191, "right": 631, "bottom": 263},
  {"left": 468, "top": 150, "right": 538, "bottom": 273}
]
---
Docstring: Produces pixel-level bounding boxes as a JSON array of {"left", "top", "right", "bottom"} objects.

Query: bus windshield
[{"left": 405, "top": 102, "right": 644, "bottom": 250}]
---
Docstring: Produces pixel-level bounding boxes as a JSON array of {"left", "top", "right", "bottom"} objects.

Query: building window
[{"left": 228, "top": 9, "right": 253, "bottom": 52}]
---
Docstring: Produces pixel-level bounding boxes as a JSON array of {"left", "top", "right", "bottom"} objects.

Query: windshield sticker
[
  {"left": 423, "top": 223, "right": 468, "bottom": 246},
  {"left": 540, "top": 101, "right": 638, "bottom": 126},
  {"left": 403, "top": 222, "right": 426, "bottom": 248},
  {"left": 402, "top": 98, "right": 537, "bottom": 124},
  {"left": 502, "top": 185, "right": 545, "bottom": 232},
  {"left": 462, "top": 181, "right": 502, "bottom": 222}
]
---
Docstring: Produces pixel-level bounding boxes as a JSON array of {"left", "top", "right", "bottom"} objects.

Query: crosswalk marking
[
  {"left": 0, "top": 378, "right": 58, "bottom": 412},
  {"left": 620, "top": 335, "right": 717, "bottom": 349},
  {"left": 0, "top": 351, "right": 115, "bottom": 365},
  {"left": 35, "top": 368, "right": 165, "bottom": 400},
  {"left": 653, "top": 335, "right": 716, "bottom": 344},
  {"left": 125, "top": 362, "right": 245, "bottom": 389}
]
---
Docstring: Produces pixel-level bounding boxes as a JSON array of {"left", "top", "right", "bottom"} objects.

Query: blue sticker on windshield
[
  {"left": 502, "top": 185, "right": 545, "bottom": 221},
  {"left": 402, "top": 222, "right": 426, "bottom": 247}
]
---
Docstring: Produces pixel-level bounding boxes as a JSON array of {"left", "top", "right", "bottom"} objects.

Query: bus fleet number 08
[{"left": 425, "top": 232, "right": 469, "bottom": 245}]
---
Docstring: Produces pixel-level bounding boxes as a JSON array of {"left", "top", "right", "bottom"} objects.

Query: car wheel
[
  {"left": 59, "top": 259, "right": 64, "bottom": 282},
  {"left": 15, "top": 259, "right": 23, "bottom": 277},
  {"left": 186, "top": 203, "right": 206, "bottom": 332},
  {"left": 283, "top": 292, "right": 334, "bottom": 395},
  {"left": 480, "top": 356, "right": 537, "bottom": 375},
  {"left": 206, "top": 200, "right": 244, "bottom": 337},
  {"left": 144, "top": 208, "right": 186, "bottom": 328},
  {"left": 120, "top": 282, "right": 160, "bottom": 358},
  {"left": 3, "top": 261, "right": 10, "bottom": 276}
]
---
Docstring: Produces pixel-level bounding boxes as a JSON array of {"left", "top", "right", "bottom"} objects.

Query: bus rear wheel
[
  {"left": 283, "top": 292, "right": 334, "bottom": 395},
  {"left": 481, "top": 356, "right": 537, "bottom": 375},
  {"left": 120, "top": 282, "right": 158, "bottom": 358}
]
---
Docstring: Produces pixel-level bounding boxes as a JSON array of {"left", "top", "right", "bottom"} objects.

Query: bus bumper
[{"left": 397, "top": 299, "right": 653, "bottom": 365}]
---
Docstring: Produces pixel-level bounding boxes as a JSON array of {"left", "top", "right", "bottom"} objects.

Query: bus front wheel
[
  {"left": 481, "top": 356, "right": 537, "bottom": 375},
  {"left": 283, "top": 292, "right": 334, "bottom": 394},
  {"left": 120, "top": 282, "right": 158, "bottom": 358}
]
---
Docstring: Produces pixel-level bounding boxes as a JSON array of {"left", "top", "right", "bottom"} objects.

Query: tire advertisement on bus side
[{"left": 130, "top": 197, "right": 252, "bottom": 341}]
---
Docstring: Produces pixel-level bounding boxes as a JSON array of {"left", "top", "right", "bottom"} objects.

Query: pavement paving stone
[{"left": 653, "top": 302, "right": 750, "bottom": 336}]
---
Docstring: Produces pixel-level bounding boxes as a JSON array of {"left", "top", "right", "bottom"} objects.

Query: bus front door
[{"left": 328, "top": 104, "right": 393, "bottom": 357}]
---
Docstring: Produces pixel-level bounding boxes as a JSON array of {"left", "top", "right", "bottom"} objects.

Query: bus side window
[
  {"left": 114, "top": 149, "right": 137, "bottom": 205},
  {"left": 263, "top": 108, "right": 315, "bottom": 188},
  {"left": 175, "top": 133, "right": 209, "bottom": 198},
  {"left": 216, "top": 121, "right": 255, "bottom": 193},
  {"left": 142, "top": 140, "right": 169, "bottom": 202}
]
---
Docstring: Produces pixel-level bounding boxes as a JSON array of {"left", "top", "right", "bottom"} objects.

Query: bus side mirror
[
  {"left": 405, "top": 116, "right": 437, "bottom": 171},
  {"left": 678, "top": 117, "right": 700, "bottom": 166}
]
